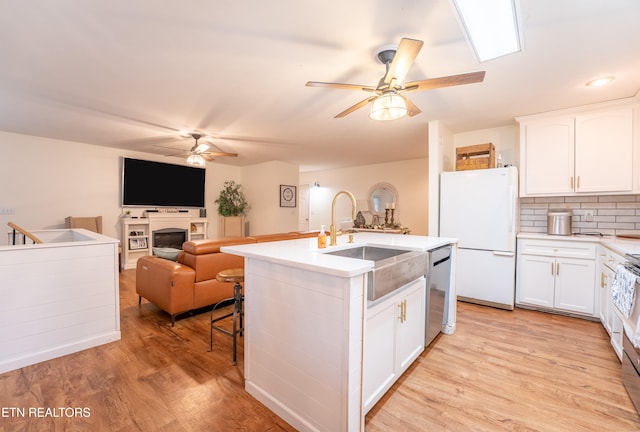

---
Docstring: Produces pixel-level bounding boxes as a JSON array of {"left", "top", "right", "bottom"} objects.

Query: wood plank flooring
[{"left": 0, "top": 269, "right": 638, "bottom": 431}]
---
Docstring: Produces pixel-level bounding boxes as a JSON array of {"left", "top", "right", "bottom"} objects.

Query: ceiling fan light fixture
[
  {"left": 186, "top": 153, "right": 206, "bottom": 167},
  {"left": 369, "top": 93, "right": 408, "bottom": 121}
]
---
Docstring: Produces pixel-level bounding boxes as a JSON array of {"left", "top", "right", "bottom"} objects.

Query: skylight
[{"left": 452, "top": 0, "right": 522, "bottom": 62}]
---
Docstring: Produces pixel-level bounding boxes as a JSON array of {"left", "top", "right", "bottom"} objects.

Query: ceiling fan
[
  {"left": 306, "top": 38, "right": 486, "bottom": 120},
  {"left": 169, "top": 133, "right": 238, "bottom": 166}
]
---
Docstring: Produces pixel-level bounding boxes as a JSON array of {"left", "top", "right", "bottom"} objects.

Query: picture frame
[
  {"left": 280, "top": 184, "right": 296, "bottom": 208},
  {"left": 129, "top": 237, "right": 148, "bottom": 250}
]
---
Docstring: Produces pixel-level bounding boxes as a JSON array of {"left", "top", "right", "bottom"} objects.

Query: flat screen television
[{"left": 121, "top": 157, "right": 206, "bottom": 208}]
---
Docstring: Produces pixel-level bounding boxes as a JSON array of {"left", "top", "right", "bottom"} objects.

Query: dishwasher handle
[{"left": 433, "top": 255, "right": 451, "bottom": 267}]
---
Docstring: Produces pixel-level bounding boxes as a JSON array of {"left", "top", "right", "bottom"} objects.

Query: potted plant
[{"left": 215, "top": 180, "right": 249, "bottom": 236}]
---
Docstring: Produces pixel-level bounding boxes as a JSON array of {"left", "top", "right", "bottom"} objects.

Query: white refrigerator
[{"left": 439, "top": 166, "right": 519, "bottom": 310}]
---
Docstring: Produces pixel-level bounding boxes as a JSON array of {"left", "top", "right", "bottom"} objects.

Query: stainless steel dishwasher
[{"left": 426, "top": 245, "right": 452, "bottom": 347}]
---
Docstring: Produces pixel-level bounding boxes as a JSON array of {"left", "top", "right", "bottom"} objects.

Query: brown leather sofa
[{"left": 136, "top": 231, "right": 318, "bottom": 325}]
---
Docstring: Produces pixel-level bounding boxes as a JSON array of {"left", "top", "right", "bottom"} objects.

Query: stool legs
[
  {"left": 209, "top": 281, "right": 244, "bottom": 365},
  {"left": 231, "top": 282, "right": 243, "bottom": 364}
]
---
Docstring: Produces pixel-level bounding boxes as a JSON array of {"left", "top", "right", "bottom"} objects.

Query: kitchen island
[{"left": 222, "top": 233, "right": 457, "bottom": 432}]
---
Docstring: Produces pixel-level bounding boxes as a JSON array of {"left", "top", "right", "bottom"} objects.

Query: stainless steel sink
[{"left": 325, "top": 246, "right": 430, "bottom": 301}]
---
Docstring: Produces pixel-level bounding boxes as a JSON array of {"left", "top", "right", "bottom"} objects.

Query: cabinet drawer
[
  {"left": 518, "top": 239, "right": 597, "bottom": 259},
  {"left": 599, "top": 245, "right": 624, "bottom": 270}
]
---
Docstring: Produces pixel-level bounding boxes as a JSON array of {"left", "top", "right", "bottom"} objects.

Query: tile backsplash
[{"left": 520, "top": 195, "right": 640, "bottom": 235}]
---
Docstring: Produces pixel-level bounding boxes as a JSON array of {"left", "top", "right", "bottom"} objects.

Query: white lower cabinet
[
  {"left": 516, "top": 238, "right": 597, "bottom": 317},
  {"left": 599, "top": 246, "right": 625, "bottom": 360},
  {"left": 363, "top": 277, "right": 426, "bottom": 414}
]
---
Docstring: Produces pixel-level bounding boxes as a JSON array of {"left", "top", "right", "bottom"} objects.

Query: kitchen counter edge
[{"left": 221, "top": 233, "right": 458, "bottom": 278}]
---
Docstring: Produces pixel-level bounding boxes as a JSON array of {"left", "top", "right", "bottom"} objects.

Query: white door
[
  {"left": 456, "top": 248, "right": 516, "bottom": 307},
  {"left": 298, "top": 183, "right": 310, "bottom": 232},
  {"left": 440, "top": 167, "right": 516, "bottom": 252}
]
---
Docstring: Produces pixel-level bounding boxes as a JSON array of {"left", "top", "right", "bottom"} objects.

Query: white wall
[
  {"left": 452, "top": 124, "right": 518, "bottom": 168},
  {"left": 428, "top": 120, "right": 454, "bottom": 236},
  {"left": 300, "top": 158, "right": 429, "bottom": 235},
  {"left": 242, "top": 160, "right": 299, "bottom": 235},
  {"left": 0, "top": 131, "right": 243, "bottom": 245}
]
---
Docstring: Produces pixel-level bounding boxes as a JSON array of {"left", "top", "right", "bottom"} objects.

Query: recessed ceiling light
[{"left": 586, "top": 76, "right": 615, "bottom": 87}]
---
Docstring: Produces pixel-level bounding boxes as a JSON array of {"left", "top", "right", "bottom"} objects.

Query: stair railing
[{"left": 7, "top": 222, "right": 43, "bottom": 245}]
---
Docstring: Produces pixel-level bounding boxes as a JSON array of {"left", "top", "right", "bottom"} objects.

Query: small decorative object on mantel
[
  {"left": 280, "top": 185, "right": 296, "bottom": 208},
  {"left": 215, "top": 180, "right": 249, "bottom": 216}
]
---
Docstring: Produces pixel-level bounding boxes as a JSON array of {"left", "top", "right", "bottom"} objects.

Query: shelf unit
[
  {"left": 122, "top": 219, "right": 150, "bottom": 269},
  {"left": 189, "top": 218, "right": 208, "bottom": 240}
]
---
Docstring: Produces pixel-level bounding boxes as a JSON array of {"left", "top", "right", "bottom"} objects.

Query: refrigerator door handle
[{"left": 492, "top": 251, "right": 515, "bottom": 257}]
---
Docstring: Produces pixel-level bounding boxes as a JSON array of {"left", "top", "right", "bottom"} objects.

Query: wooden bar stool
[{"left": 209, "top": 268, "right": 244, "bottom": 365}]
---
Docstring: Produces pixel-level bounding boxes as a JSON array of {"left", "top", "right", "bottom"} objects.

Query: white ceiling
[{"left": 1, "top": 0, "right": 639, "bottom": 172}]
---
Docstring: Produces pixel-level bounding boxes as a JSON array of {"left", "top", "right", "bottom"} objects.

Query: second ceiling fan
[{"left": 306, "top": 38, "right": 486, "bottom": 120}]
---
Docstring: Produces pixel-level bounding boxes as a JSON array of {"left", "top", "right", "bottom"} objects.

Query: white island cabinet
[
  {"left": 363, "top": 276, "right": 426, "bottom": 413},
  {"left": 222, "top": 233, "right": 456, "bottom": 432}
]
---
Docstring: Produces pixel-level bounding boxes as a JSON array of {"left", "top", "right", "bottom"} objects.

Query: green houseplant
[{"left": 215, "top": 180, "right": 249, "bottom": 216}]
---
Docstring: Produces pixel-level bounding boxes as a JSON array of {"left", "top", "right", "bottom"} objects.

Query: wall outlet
[{"left": 584, "top": 210, "right": 594, "bottom": 222}]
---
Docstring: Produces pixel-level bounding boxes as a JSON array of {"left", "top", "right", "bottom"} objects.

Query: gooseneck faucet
[{"left": 330, "top": 190, "right": 357, "bottom": 246}]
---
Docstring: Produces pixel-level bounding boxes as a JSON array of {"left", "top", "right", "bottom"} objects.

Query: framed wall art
[
  {"left": 128, "top": 237, "right": 148, "bottom": 250},
  {"left": 280, "top": 184, "right": 296, "bottom": 208}
]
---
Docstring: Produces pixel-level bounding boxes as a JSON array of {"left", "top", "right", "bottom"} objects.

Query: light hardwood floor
[{"left": 1, "top": 269, "right": 639, "bottom": 431}]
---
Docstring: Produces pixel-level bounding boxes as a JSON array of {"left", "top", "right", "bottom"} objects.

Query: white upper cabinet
[
  {"left": 574, "top": 108, "right": 633, "bottom": 193},
  {"left": 517, "top": 100, "right": 636, "bottom": 197},
  {"left": 520, "top": 115, "right": 575, "bottom": 195}
]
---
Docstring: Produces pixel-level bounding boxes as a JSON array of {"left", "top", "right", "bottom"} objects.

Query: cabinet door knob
[{"left": 556, "top": 262, "right": 560, "bottom": 275}]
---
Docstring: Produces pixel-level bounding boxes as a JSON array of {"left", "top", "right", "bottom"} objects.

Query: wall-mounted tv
[{"left": 121, "top": 157, "right": 206, "bottom": 208}]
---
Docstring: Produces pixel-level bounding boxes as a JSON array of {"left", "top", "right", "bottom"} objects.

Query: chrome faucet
[{"left": 330, "top": 190, "right": 357, "bottom": 246}]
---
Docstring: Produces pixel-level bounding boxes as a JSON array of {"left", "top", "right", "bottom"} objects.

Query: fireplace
[{"left": 153, "top": 228, "right": 188, "bottom": 250}]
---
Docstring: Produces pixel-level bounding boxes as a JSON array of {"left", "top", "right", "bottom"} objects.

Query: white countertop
[
  {"left": 221, "top": 233, "right": 457, "bottom": 278},
  {"left": 517, "top": 232, "right": 640, "bottom": 256}
]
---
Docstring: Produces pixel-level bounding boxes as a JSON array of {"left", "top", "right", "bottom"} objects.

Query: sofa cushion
[{"left": 153, "top": 247, "right": 181, "bottom": 261}]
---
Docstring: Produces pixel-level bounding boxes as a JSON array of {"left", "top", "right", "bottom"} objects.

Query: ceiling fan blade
[
  {"left": 335, "top": 96, "right": 378, "bottom": 118},
  {"left": 201, "top": 151, "right": 238, "bottom": 157},
  {"left": 383, "top": 38, "right": 424, "bottom": 86},
  {"left": 306, "top": 81, "right": 376, "bottom": 92},
  {"left": 405, "top": 98, "right": 422, "bottom": 117},
  {"left": 202, "top": 154, "right": 215, "bottom": 162},
  {"left": 163, "top": 151, "right": 190, "bottom": 157},
  {"left": 404, "top": 71, "right": 486, "bottom": 92}
]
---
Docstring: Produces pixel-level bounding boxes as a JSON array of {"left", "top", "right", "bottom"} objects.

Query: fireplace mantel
[{"left": 120, "top": 214, "right": 208, "bottom": 269}]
